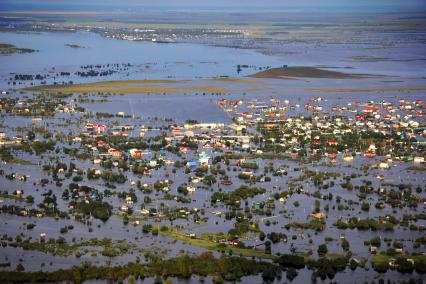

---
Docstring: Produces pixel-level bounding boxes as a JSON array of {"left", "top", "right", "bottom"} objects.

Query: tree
[
  {"left": 261, "top": 265, "right": 277, "bottom": 282},
  {"left": 318, "top": 244, "right": 328, "bottom": 257},
  {"left": 341, "top": 238, "right": 350, "bottom": 251},
  {"left": 177, "top": 255, "right": 192, "bottom": 278},
  {"left": 16, "top": 263, "right": 25, "bottom": 272},
  {"left": 370, "top": 236, "right": 381, "bottom": 247},
  {"left": 72, "top": 268, "right": 81, "bottom": 284},
  {"left": 27, "top": 131, "right": 35, "bottom": 141},
  {"left": 361, "top": 202, "right": 370, "bottom": 211},
  {"left": 154, "top": 275, "right": 162, "bottom": 284},
  {"left": 26, "top": 195, "right": 34, "bottom": 203},
  {"left": 396, "top": 257, "right": 414, "bottom": 273},
  {"left": 286, "top": 267, "right": 298, "bottom": 281},
  {"left": 265, "top": 241, "right": 272, "bottom": 254},
  {"left": 350, "top": 259, "right": 358, "bottom": 270}
]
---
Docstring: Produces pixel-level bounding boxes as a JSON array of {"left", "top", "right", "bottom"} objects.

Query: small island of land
[
  {"left": 0, "top": 43, "right": 36, "bottom": 55},
  {"left": 250, "top": 66, "right": 367, "bottom": 79},
  {"left": 65, "top": 44, "right": 85, "bottom": 48}
]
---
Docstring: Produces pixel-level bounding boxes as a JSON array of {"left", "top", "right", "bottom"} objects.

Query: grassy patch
[
  {"left": 0, "top": 192, "right": 24, "bottom": 201},
  {"left": 406, "top": 166, "right": 425, "bottom": 171},
  {"left": 160, "top": 227, "right": 276, "bottom": 260},
  {"left": 8, "top": 158, "right": 34, "bottom": 165}
]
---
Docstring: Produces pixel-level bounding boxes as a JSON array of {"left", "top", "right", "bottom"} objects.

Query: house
[
  {"left": 129, "top": 148, "right": 142, "bottom": 159},
  {"left": 364, "top": 151, "right": 376, "bottom": 158},
  {"left": 198, "top": 152, "right": 210, "bottom": 165},
  {"left": 343, "top": 155, "right": 353, "bottom": 162},
  {"left": 328, "top": 139, "right": 338, "bottom": 146},
  {"left": 356, "top": 114, "right": 366, "bottom": 121},
  {"left": 172, "top": 128, "right": 181, "bottom": 136},
  {"left": 378, "top": 162, "right": 390, "bottom": 169},
  {"left": 187, "top": 186, "right": 196, "bottom": 193},
  {"left": 310, "top": 212, "right": 326, "bottom": 220},
  {"left": 85, "top": 123, "right": 95, "bottom": 131},
  {"left": 229, "top": 239, "right": 241, "bottom": 247},
  {"left": 369, "top": 246, "right": 378, "bottom": 254},
  {"left": 96, "top": 124, "right": 106, "bottom": 134},
  {"left": 164, "top": 136, "right": 174, "bottom": 142},
  {"left": 187, "top": 161, "right": 198, "bottom": 169},
  {"left": 221, "top": 180, "right": 233, "bottom": 185},
  {"left": 149, "top": 160, "right": 157, "bottom": 167},
  {"left": 414, "top": 156, "right": 424, "bottom": 163},
  {"left": 108, "top": 148, "right": 122, "bottom": 159},
  {"left": 184, "top": 123, "right": 224, "bottom": 130}
]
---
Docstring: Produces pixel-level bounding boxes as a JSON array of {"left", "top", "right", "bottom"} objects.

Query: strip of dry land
[
  {"left": 306, "top": 87, "right": 426, "bottom": 92},
  {"left": 250, "top": 66, "right": 369, "bottom": 79},
  {"left": 24, "top": 80, "right": 230, "bottom": 94}
]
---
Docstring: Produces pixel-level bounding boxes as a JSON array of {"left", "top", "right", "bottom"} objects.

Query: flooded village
[{"left": 0, "top": 1, "right": 425, "bottom": 284}]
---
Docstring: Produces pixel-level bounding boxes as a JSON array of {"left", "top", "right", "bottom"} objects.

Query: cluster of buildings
[{"left": 218, "top": 97, "right": 425, "bottom": 165}]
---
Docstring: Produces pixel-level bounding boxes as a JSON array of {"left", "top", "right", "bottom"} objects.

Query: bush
[{"left": 275, "top": 254, "right": 305, "bottom": 269}]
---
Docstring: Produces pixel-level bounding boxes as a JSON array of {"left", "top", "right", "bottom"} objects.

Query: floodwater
[{"left": 0, "top": 31, "right": 283, "bottom": 85}]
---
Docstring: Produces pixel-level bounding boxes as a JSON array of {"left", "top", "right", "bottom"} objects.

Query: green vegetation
[
  {"left": 334, "top": 217, "right": 395, "bottom": 231},
  {"left": 372, "top": 252, "right": 426, "bottom": 273},
  {"left": 32, "top": 140, "right": 56, "bottom": 155},
  {"left": 284, "top": 220, "right": 326, "bottom": 232},
  {"left": 160, "top": 227, "right": 276, "bottom": 260},
  {"left": 0, "top": 43, "right": 36, "bottom": 55},
  {"left": 75, "top": 200, "right": 112, "bottom": 221},
  {"left": 0, "top": 150, "right": 33, "bottom": 165},
  {"left": 5, "top": 238, "right": 134, "bottom": 258},
  {"left": 0, "top": 253, "right": 283, "bottom": 283},
  {"left": 102, "top": 170, "right": 127, "bottom": 183},
  {"left": 211, "top": 185, "right": 266, "bottom": 206}
]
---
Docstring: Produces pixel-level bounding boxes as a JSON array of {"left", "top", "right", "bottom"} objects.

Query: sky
[{"left": 1, "top": 0, "right": 426, "bottom": 12}]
